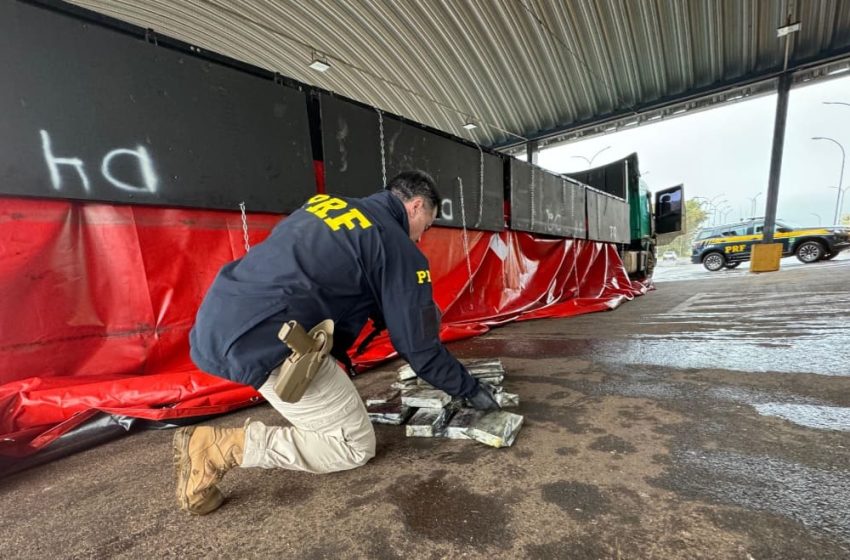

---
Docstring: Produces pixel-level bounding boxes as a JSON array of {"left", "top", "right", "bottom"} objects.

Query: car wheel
[
  {"left": 724, "top": 262, "right": 741, "bottom": 269},
  {"left": 795, "top": 240, "right": 825, "bottom": 263},
  {"left": 702, "top": 251, "right": 725, "bottom": 271}
]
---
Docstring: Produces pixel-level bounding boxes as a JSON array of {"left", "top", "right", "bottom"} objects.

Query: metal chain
[
  {"left": 377, "top": 109, "right": 387, "bottom": 186},
  {"left": 475, "top": 144, "right": 485, "bottom": 228},
  {"left": 530, "top": 166, "right": 536, "bottom": 227},
  {"left": 239, "top": 201, "right": 250, "bottom": 253},
  {"left": 457, "top": 177, "right": 474, "bottom": 295},
  {"left": 558, "top": 177, "right": 564, "bottom": 233}
]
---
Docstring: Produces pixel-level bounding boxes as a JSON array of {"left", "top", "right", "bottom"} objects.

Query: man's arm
[{"left": 372, "top": 248, "right": 479, "bottom": 397}]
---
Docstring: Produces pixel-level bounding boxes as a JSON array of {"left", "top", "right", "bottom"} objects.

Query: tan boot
[{"left": 173, "top": 426, "right": 244, "bottom": 515}]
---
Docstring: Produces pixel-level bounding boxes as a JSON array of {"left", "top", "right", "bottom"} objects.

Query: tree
[{"left": 657, "top": 198, "right": 709, "bottom": 257}]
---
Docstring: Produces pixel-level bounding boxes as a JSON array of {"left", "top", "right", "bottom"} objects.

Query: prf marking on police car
[
  {"left": 416, "top": 270, "right": 432, "bottom": 284},
  {"left": 305, "top": 194, "right": 373, "bottom": 231},
  {"left": 724, "top": 244, "right": 746, "bottom": 253}
]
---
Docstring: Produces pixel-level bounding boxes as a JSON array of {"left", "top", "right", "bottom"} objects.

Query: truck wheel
[
  {"left": 724, "top": 262, "right": 741, "bottom": 269},
  {"left": 795, "top": 241, "right": 825, "bottom": 263},
  {"left": 702, "top": 252, "right": 725, "bottom": 271}
]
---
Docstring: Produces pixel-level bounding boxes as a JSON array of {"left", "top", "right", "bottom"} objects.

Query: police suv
[{"left": 691, "top": 218, "right": 850, "bottom": 271}]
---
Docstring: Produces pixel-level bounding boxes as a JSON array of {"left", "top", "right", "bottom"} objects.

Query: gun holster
[{"left": 274, "top": 319, "right": 334, "bottom": 403}]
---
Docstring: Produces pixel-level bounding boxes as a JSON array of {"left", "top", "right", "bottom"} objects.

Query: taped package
[
  {"left": 405, "top": 408, "right": 450, "bottom": 437},
  {"left": 401, "top": 388, "right": 451, "bottom": 409},
  {"left": 367, "top": 402, "right": 413, "bottom": 425},
  {"left": 445, "top": 408, "right": 487, "bottom": 439},
  {"left": 465, "top": 411, "right": 524, "bottom": 448}
]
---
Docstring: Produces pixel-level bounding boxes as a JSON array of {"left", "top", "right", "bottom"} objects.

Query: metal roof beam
[{"left": 494, "top": 50, "right": 850, "bottom": 153}]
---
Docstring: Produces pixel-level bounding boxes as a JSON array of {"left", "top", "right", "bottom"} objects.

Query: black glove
[{"left": 467, "top": 383, "right": 501, "bottom": 411}]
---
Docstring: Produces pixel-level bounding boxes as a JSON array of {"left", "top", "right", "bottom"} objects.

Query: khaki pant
[{"left": 242, "top": 355, "right": 376, "bottom": 474}]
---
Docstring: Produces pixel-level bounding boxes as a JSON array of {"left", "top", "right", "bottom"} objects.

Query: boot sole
[
  {"left": 173, "top": 427, "right": 225, "bottom": 515},
  {"left": 173, "top": 427, "right": 195, "bottom": 511}
]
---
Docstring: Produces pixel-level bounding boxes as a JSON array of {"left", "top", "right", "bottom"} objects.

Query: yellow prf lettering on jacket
[
  {"left": 304, "top": 195, "right": 373, "bottom": 231},
  {"left": 324, "top": 208, "right": 372, "bottom": 231},
  {"left": 306, "top": 194, "right": 347, "bottom": 218},
  {"left": 416, "top": 270, "right": 432, "bottom": 284}
]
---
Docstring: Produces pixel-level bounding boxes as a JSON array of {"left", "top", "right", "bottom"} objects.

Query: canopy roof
[{"left": 67, "top": 0, "right": 850, "bottom": 149}]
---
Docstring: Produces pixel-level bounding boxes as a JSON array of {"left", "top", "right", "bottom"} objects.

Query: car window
[
  {"left": 721, "top": 226, "right": 748, "bottom": 237},
  {"left": 755, "top": 221, "right": 793, "bottom": 234}
]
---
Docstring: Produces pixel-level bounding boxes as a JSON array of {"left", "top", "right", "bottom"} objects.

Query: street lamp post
[
  {"left": 747, "top": 192, "right": 763, "bottom": 217},
  {"left": 812, "top": 135, "right": 846, "bottom": 224},
  {"left": 827, "top": 185, "right": 850, "bottom": 223},
  {"left": 571, "top": 146, "right": 612, "bottom": 168},
  {"left": 717, "top": 203, "right": 731, "bottom": 225},
  {"left": 692, "top": 195, "right": 726, "bottom": 226},
  {"left": 713, "top": 200, "right": 729, "bottom": 225},
  {"left": 822, "top": 101, "right": 850, "bottom": 221}
]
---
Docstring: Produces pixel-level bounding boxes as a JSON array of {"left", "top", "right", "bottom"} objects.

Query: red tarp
[{"left": 0, "top": 197, "right": 646, "bottom": 459}]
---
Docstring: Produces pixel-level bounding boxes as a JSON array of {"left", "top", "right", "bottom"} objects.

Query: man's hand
[{"left": 467, "top": 383, "right": 501, "bottom": 411}]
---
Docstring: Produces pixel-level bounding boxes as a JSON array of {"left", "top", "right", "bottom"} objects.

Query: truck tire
[
  {"left": 795, "top": 240, "right": 825, "bottom": 263},
  {"left": 702, "top": 251, "right": 725, "bottom": 272}
]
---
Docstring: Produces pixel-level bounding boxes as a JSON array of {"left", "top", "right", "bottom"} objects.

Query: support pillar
[
  {"left": 526, "top": 140, "right": 538, "bottom": 166},
  {"left": 752, "top": 72, "right": 792, "bottom": 273}
]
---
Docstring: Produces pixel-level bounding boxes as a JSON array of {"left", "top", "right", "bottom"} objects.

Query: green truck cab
[{"left": 567, "top": 153, "right": 684, "bottom": 278}]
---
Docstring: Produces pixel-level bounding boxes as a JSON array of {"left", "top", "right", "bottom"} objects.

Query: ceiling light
[
  {"left": 462, "top": 122, "right": 478, "bottom": 130},
  {"left": 309, "top": 58, "right": 331, "bottom": 72},
  {"left": 827, "top": 67, "right": 850, "bottom": 76}
]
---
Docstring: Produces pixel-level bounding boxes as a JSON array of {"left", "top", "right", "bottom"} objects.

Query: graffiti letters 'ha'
[{"left": 40, "top": 130, "right": 159, "bottom": 195}]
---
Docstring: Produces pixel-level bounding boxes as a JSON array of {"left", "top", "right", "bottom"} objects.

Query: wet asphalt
[{"left": 1, "top": 255, "right": 849, "bottom": 559}]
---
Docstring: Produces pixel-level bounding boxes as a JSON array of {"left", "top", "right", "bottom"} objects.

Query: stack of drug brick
[{"left": 366, "top": 359, "right": 523, "bottom": 448}]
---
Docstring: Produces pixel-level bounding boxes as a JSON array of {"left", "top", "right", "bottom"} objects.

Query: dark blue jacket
[{"left": 189, "top": 190, "right": 479, "bottom": 397}]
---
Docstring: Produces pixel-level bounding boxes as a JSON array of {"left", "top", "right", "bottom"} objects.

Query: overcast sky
[{"left": 536, "top": 75, "right": 850, "bottom": 227}]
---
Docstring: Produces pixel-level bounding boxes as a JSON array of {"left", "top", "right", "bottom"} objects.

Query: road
[
  {"left": 654, "top": 250, "right": 850, "bottom": 282},
  {"left": 1, "top": 253, "right": 849, "bottom": 559}
]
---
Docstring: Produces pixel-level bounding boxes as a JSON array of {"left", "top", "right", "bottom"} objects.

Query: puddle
[
  {"left": 596, "top": 337, "right": 850, "bottom": 376},
  {"left": 706, "top": 386, "right": 819, "bottom": 406},
  {"left": 755, "top": 403, "right": 850, "bottom": 432},
  {"left": 619, "top": 291, "right": 850, "bottom": 376}
]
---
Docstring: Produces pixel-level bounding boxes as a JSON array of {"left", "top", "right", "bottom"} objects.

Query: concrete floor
[{"left": 2, "top": 257, "right": 850, "bottom": 559}]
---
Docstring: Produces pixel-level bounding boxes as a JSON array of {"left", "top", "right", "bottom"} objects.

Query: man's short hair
[{"left": 386, "top": 170, "right": 441, "bottom": 214}]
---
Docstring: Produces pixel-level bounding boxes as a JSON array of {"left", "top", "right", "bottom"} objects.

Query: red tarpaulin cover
[{"left": 0, "top": 197, "right": 646, "bottom": 459}]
